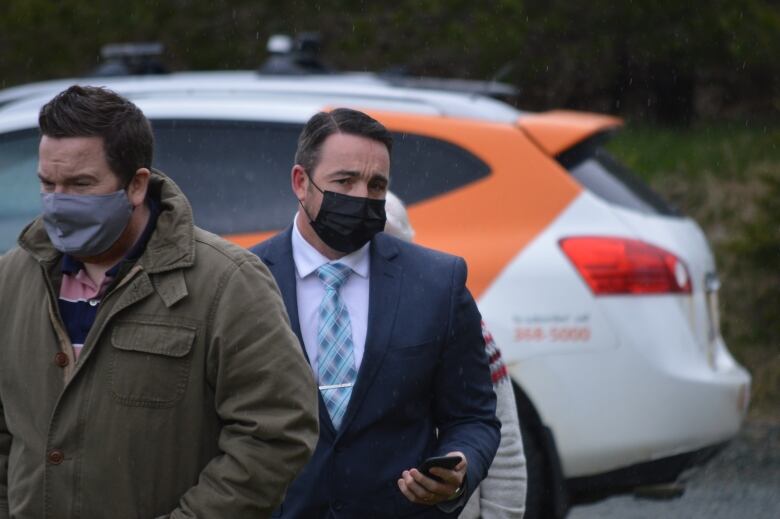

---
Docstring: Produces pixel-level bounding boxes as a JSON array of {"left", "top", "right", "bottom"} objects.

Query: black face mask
[{"left": 301, "top": 175, "right": 387, "bottom": 254}]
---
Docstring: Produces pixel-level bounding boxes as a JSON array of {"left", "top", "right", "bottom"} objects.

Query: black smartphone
[{"left": 417, "top": 455, "right": 463, "bottom": 481}]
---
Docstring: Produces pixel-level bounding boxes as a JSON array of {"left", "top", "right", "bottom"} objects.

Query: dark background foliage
[{"left": 1, "top": 0, "right": 778, "bottom": 124}]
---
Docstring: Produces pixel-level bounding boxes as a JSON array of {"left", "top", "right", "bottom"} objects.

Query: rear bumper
[
  {"left": 510, "top": 346, "right": 751, "bottom": 479},
  {"left": 566, "top": 441, "right": 726, "bottom": 504}
]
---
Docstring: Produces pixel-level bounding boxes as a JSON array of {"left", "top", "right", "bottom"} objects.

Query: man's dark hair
[
  {"left": 295, "top": 108, "right": 393, "bottom": 174},
  {"left": 38, "top": 85, "right": 153, "bottom": 185}
]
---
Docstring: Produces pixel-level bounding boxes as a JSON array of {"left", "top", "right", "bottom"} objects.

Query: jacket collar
[
  {"left": 259, "top": 228, "right": 401, "bottom": 343},
  {"left": 18, "top": 170, "right": 196, "bottom": 274}
]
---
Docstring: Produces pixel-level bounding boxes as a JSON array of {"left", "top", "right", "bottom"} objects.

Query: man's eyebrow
[
  {"left": 65, "top": 173, "right": 99, "bottom": 183},
  {"left": 324, "top": 171, "right": 389, "bottom": 186},
  {"left": 37, "top": 172, "right": 101, "bottom": 185},
  {"left": 326, "top": 170, "right": 361, "bottom": 178}
]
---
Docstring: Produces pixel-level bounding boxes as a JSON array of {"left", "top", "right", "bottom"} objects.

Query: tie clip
[{"left": 319, "top": 383, "right": 354, "bottom": 390}]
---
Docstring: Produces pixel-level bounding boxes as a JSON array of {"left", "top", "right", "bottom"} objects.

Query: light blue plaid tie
[{"left": 316, "top": 262, "right": 357, "bottom": 430}]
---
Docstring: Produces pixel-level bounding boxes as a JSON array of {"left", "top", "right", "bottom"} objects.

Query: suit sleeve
[
  {"left": 0, "top": 397, "right": 9, "bottom": 519},
  {"left": 161, "top": 257, "right": 320, "bottom": 519},
  {"left": 433, "top": 257, "right": 501, "bottom": 511}
]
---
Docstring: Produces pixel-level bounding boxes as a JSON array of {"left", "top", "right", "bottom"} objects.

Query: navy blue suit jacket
[{"left": 251, "top": 228, "right": 500, "bottom": 519}]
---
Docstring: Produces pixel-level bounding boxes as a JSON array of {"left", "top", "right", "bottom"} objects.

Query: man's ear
[
  {"left": 128, "top": 168, "right": 151, "bottom": 207},
  {"left": 291, "top": 165, "right": 308, "bottom": 202}
]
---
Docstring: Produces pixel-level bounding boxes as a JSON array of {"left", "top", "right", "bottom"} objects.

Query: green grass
[
  {"left": 606, "top": 122, "right": 780, "bottom": 419},
  {"left": 607, "top": 122, "right": 780, "bottom": 182}
]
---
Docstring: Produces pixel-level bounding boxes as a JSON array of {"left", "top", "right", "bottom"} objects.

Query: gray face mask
[{"left": 40, "top": 190, "right": 133, "bottom": 257}]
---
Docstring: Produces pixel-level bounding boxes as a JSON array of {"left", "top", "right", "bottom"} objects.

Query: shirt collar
[{"left": 291, "top": 213, "right": 370, "bottom": 280}]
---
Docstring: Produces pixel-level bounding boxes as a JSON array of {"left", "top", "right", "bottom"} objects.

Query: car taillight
[{"left": 559, "top": 236, "right": 692, "bottom": 295}]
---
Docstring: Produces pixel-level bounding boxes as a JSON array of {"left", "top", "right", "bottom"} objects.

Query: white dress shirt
[{"left": 291, "top": 215, "right": 370, "bottom": 375}]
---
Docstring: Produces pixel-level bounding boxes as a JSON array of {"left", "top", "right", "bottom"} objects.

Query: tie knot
[{"left": 316, "top": 262, "right": 352, "bottom": 291}]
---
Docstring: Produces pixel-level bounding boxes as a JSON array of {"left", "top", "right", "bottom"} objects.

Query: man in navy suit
[{"left": 251, "top": 108, "right": 500, "bottom": 518}]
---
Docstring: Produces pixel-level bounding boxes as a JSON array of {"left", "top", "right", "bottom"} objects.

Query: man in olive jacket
[{"left": 0, "top": 85, "right": 319, "bottom": 519}]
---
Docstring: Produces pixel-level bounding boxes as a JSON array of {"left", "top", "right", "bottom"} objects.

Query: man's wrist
[{"left": 448, "top": 475, "right": 466, "bottom": 500}]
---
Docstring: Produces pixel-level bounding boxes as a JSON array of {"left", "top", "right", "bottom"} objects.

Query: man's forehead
[
  {"left": 38, "top": 136, "right": 115, "bottom": 180},
  {"left": 318, "top": 134, "right": 389, "bottom": 169},
  {"left": 39, "top": 135, "right": 105, "bottom": 159},
  {"left": 322, "top": 133, "right": 388, "bottom": 155}
]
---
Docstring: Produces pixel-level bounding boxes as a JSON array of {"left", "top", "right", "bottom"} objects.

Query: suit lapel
[
  {"left": 258, "top": 227, "right": 336, "bottom": 438},
  {"left": 337, "top": 234, "right": 402, "bottom": 438},
  {"left": 259, "top": 227, "right": 305, "bottom": 355}
]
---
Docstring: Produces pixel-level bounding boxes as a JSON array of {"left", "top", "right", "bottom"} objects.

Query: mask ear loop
[
  {"left": 303, "top": 168, "right": 325, "bottom": 194},
  {"left": 298, "top": 168, "right": 323, "bottom": 223}
]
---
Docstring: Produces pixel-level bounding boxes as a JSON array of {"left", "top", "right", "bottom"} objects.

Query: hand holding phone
[
  {"left": 417, "top": 454, "right": 463, "bottom": 482},
  {"left": 398, "top": 451, "right": 467, "bottom": 505}
]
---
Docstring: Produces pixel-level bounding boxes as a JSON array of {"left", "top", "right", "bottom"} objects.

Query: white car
[{"left": 0, "top": 64, "right": 750, "bottom": 518}]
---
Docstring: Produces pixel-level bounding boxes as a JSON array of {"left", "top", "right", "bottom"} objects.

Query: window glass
[
  {"left": 389, "top": 132, "right": 490, "bottom": 205},
  {"left": 152, "top": 120, "right": 490, "bottom": 235},
  {"left": 0, "top": 129, "right": 41, "bottom": 253},
  {"left": 0, "top": 120, "right": 493, "bottom": 253},
  {"left": 153, "top": 120, "right": 302, "bottom": 234},
  {"left": 558, "top": 135, "right": 680, "bottom": 217}
]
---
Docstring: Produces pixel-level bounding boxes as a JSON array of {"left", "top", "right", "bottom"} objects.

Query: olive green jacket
[{"left": 0, "top": 171, "right": 319, "bottom": 519}]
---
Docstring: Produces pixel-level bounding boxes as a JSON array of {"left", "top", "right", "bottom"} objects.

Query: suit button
[
  {"left": 47, "top": 449, "right": 64, "bottom": 465},
  {"left": 54, "top": 352, "right": 69, "bottom": 368},
  {"left": 332, "top": 500, "right": 343, "bottom": 511}
]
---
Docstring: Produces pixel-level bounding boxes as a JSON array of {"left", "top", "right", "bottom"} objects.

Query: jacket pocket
[
  {"left": 109, "top": 320, "right": 196, "bottom": 408},
  {"left": 386, "top": 340, "right": 437, "bottom": 359}
]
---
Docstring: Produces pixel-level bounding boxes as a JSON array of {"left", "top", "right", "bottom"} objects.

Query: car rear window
[
  {"left": 153, "top": 120, "right": 489, "bottom": 235},
  {"left": 557, "top": 133, "right": 680, "bottom": 217},
  {"left": 0, "top": 129, "right": 41, "bottom": 252},
  {"left": 388, "top": 132, "right": 490, "bottom": 205}
]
